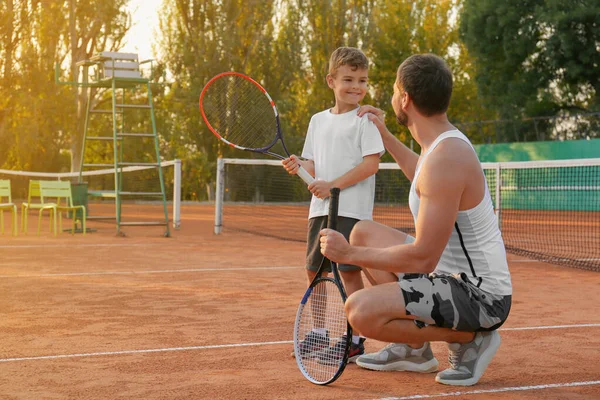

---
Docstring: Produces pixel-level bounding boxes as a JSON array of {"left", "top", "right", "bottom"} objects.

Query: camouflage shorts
[{"left": 398, "top": 272, "right": 512, "bottom": 332}]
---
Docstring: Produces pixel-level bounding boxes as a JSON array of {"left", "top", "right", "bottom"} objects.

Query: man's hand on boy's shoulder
[
  {"left": 308, "top": 179, "right": 332, "bottom": 199},
  {"left": 357, "top": 105, "right": 385, "bottom": 128}
]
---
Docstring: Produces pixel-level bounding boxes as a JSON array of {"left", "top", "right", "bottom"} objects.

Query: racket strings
[
  {"left": 202, "top": 76, "right": 278, "bottom": 150},
  {"left": 295, "top": 280, "right": 349, "bottom": 383}
]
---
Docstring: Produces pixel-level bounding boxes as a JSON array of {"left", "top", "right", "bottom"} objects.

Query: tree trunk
[
  {"left": 4, "top": 0, "right": 14, "bottom": 86},
  {"left": 0, "top": 0, "right": 14, "bottom": 151},
  {"left": 69, "top": 0, "right": 87, "bottom": 173}
]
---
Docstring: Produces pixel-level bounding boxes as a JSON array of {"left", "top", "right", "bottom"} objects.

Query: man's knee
[
  {"left": 345, "top": 290, "right": 372, "bottom": 334},
  {"left": 349, "top": 220, "right": 372, "bottom": 246}
]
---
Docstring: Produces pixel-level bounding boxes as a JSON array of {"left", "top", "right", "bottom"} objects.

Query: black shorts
[{"left": 306, "top": 215, "right": 360, "bottom": 273}]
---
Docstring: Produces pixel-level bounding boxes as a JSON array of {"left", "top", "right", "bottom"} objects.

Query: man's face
[{"left": 392, "top": 80, "right": 408, "bottom": 127}]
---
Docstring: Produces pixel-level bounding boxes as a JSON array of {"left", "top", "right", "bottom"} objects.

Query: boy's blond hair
[{"left": 328, "top": 47, "right": 369, "bottom": 76}]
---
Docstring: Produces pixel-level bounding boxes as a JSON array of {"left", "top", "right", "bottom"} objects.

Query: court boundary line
[
  {"left": 0, "top": 266, "right": 302, "bottom": 278},
  {"left": 374, "top": 380, "right": 600, "bottom": 400},
  {"left": 3, "top": 259, "right": 598, "bottom": 278},
  {"left": 0, "top": 243, "right": 210, "bottom": 249},
  {"left": 1, "top": 323, "right": 598, "bottom": 363},
  {"left": 511, "top": 258, "right": 600, "bottom": 263}
]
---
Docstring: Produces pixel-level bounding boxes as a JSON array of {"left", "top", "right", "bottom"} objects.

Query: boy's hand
[
  {"left": 308, "top": 180, "right": 332, "bottom": 199},
  {"left": 282, "top": 154, "right": 301, "bottom": 175},
  {"left": 357, "top": 105, "right": 386, "bottom": 129}
]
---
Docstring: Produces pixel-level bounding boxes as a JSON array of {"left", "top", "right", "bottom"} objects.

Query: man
[{"left": 319, "top": 53, "right": 512, "bottom": 386}]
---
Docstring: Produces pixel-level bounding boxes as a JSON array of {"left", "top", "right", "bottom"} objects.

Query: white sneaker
[
  {"left": 356, "top": 342, "right": 439, "bottom": 373},
  {"left": 435, "top": 330, "right": 501, "bottom": 386}
]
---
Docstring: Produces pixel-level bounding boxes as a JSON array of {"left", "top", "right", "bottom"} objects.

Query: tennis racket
[
  {"left": 199, "top": 72, "right": 314, "bottom": 185},
  {"left": 293, "top": 187, "right": 352, "bottom": 385}
]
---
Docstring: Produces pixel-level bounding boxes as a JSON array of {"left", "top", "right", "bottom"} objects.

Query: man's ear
[
  {"left": 326, "top": 74, "right": 335, "bottom": 89},
  {"left": 402, "top": 91, "right": 410, "bottom": 110}
]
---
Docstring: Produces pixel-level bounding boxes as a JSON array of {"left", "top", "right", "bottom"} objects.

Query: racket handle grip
[
  {"left": 297, "top": 165, "right": 315, "bottom": 185},
  {"left": 327, "top": 187, "right": 340, "bottom": 231}
]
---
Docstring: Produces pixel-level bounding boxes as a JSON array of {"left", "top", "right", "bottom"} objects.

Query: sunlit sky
[{"left": 121, "top": 0, "right": 162, "bottom": 60}]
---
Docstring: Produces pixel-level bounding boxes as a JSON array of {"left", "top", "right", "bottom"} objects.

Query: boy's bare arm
[
  {"left": 358, "top": 105, "right": 419, "bottom": 182},
  {"left": 308, "top": 154, "right": 379, "bottom": 199}
]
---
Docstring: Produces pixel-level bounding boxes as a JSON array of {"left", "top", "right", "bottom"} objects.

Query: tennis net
[
  {"left": 0, "top": 160, "right": 181, "bottom": 229},
  {"left": 215, "top": 158, "right": 600, "bottom": 272}
]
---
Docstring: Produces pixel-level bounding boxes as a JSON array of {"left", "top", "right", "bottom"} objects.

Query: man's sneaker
[
  {"left": 291, "top": 331, "right": 330, "bottom": 358},
  {"left": 317, "top": 336, "right": 365, "bottom": 365},
  {"left": 435, "top": 330, "right": 501, "bottom": 386},
  {"left": 356, "top": 342, "right": 439, "bottom": 372}
]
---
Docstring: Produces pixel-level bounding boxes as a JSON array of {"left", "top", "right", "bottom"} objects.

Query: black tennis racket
[
  {"left": 293, "top": 187, "right": 352, "bottom": 385},
  {"left": 199, "top": 72, "right": 314, "bottom": 185}
]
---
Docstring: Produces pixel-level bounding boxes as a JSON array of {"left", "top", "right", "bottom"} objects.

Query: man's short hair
[
  {"left": 397, "top": 54, "right": 453, "bottom": 116},
  {"left": 329, "top": 47, "right": 369, "bottom": 76}
]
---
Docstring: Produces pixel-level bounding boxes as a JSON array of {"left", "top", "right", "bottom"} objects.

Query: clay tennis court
[{"left": 1, "top": 204, "right": 599, "bottom": 399}]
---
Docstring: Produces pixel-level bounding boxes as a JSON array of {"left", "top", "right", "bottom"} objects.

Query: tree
[
  {"left": 460, "top": 0, "right": 600, "bottom": 141},
  {"left": 153, "top": 0, "right": 495, "bottom": 198},
  {"left": 62, "top": 0, "right": 130, "bottom": 172},
  {"left": 156, "top": 0, "right": 303, "bottom": 200},
  {"left": 0, "top": 0, "right": 131, "bottom": 172},
  {"left": 364, "top": 0, "right": 492, "bottom": 148},
  {"left": 0, "top": 1, "right": 70, "bottom": 170}
]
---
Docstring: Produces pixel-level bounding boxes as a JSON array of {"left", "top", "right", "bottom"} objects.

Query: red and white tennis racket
[{"left": 199, "top": 72, "right": 314, "bottom": 185}]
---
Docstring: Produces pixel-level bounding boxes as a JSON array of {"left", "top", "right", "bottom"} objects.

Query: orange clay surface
[{"left": 0, "top": 204, "right": 599, "bottom": 399}]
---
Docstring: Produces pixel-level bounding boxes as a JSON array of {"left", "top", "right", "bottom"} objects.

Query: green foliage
[
  {"left": 0, "top": 1, "right": 70, "bottom": 170},
  {"left": 156, "top": 0, "right": 488, "bottom": 198},
  {"left": 4, "top": 0, "right": 596, "bottom": 201},
  {"left": 0, "top": 0, "right": 130, "bottom": 172},
  {"left": 460, "top": 0, "right": 600, "bottom": 141}
]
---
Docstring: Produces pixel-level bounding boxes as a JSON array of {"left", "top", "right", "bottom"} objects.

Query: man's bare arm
[
  {"left": 357, "top": 105, "right": 419, "bottom": 181},
  {"left": 321, "top": 146, "right": 465, "bottom": 273}
]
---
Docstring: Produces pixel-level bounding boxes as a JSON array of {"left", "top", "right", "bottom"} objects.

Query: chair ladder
[{"left": 78, "top": 52, "right": 170, "bottom": 237}]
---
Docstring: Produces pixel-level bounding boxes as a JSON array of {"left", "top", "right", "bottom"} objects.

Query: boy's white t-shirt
[{"left": 301, "top": 107, "right": 385, "bottom": 220}]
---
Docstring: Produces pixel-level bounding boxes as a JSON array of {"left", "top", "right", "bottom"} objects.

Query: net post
[
  {"left": 495, "top": 164, "right": 502, "bottom": 229},
  {"left": 214, "top": 158, "right": 225, "bottom": 235},
  {"left": 173, "top": 159, "right": 182, "bottom": 229}
]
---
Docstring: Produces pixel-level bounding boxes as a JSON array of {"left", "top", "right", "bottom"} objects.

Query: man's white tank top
[{"left": 409, "top": 130, "right": 512, "bottom": 295}]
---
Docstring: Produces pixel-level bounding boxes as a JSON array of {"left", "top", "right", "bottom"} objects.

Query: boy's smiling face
[{"left": 327, "top": 64, "right": 369, "bottom": 111}]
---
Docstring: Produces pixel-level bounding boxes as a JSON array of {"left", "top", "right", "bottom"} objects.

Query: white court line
[
  {"left": 511, "top": 258, "right": 600, "bottom": 263},
  {"left": 0, "top": 243, "right": 210, "bottom": 249},
  {"left": 375, "top": 381, "right": 600, "bottom": 400},
  {"left": 0, "top": 341, "right": 291, "bottom": 363},
  {"left": 0, "top": 266, "right": 301, "bottom": 278},
  {"left": 502, "top": 324, "right": 600, "bottom": 331},
  {"left": 0, "top": 323, "right": 598, "bottom": 363}
]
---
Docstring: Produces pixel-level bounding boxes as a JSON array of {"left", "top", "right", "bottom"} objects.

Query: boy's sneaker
[
  {"left": 317, "top": 336, "right": 365, "bottom": 365},
  {"left": 348, "top": 337, "right": 366, "bottom": 363},
  {"left": 356, "top": 342, "right": 439, "bottom": 372},
  {"left": 291, "top": 331, "right": 330, "bottom": 358},
  {"left": 435, "top": 330, "right": 501, "bottom": 386}
]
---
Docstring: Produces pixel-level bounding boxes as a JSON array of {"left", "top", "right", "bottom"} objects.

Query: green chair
[
  {"left": 0, "top": 179, "right": 18, "bottom": 236},
  {"left": 38, "top": 181, "right": 86, "bottom": 236},
  {"left": 21, "top": 180, "right": 43, "bottom": 233}
]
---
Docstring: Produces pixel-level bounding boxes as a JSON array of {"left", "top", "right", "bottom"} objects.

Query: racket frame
[
  {"left": 293, "top": 187, "right": 352, "bottom": 385},
  {"left": 199, "top": 72, "right": 314, "bottom": 184}
]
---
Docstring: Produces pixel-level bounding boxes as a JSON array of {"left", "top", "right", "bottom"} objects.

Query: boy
[{"left": 282, "top": 47, "right": 385, "bottom": 362}]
